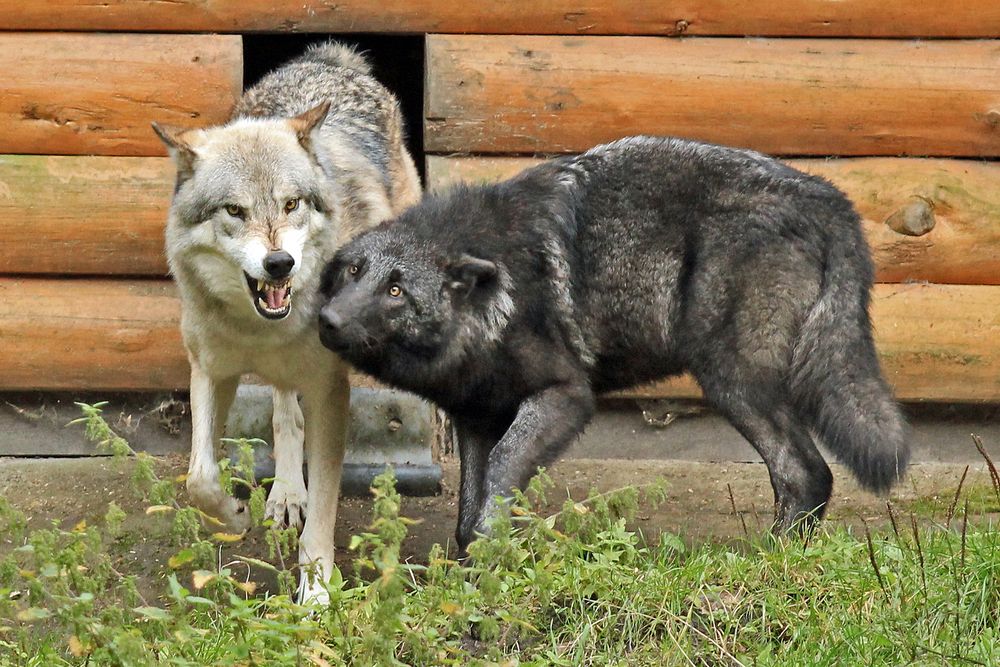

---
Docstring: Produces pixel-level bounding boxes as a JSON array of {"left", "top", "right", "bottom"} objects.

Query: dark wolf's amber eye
[
  {"left": 284, "top": 198, "right": 299, "bottom": 213},
  {"left": 224, "top": 204, "right": 244, "bottom": 218},
  {"left": 388, "top": 284, "right": 402, "bottom": 298},
  {"left": 348, "top": 265, "right": 359, "bottom": 275}
]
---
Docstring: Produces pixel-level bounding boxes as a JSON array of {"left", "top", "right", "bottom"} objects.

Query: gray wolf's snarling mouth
[{"left": 244, "top": 272, "right": 293, "bottom": 319}]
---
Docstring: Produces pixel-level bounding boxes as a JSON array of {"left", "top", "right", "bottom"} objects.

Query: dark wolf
[{"left": 317, "top": 136, "right": 909, "bottom": 550}]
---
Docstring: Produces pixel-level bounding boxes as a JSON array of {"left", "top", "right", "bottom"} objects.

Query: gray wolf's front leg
[
  {"left": 185, "top": 362, "right": 249, "bottom": 533},
  {"left": 265, "top": 388, "right": 308, "bottom": 530},
  {"left": 470, "top": 383, "right": 595, "bottom": 544},
  {"left": 296, "top": 368, "right": 350, "bottom": 604}
]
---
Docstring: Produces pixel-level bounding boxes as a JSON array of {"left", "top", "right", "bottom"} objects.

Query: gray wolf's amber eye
[
  {"left": 284, "top": 198, "right": 299, "bottom": 213},
  {"left": 388, "top": 284, "right": 402, "bottom": 298},
  {"left": 224, "top": 204, "right": 244, "bottom": 219},
  {"left": 348, "top": 265, "right": 359, "bottom": 275}
]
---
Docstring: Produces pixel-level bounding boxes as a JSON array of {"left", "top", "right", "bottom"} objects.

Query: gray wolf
[
  {"left": 316, "top": 135, "right": 909, "bottom": 550},
  {"left": 152, "top": 42, "right": 421, "bottom": 600}
]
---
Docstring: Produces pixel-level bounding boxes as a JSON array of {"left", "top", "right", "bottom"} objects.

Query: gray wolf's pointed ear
[
  {"left": 288, "top": 101, "right": 331, "bottom": 154},
  {"left": 151, "top": 122, "right": 199, "bottom": 183},
  {"left": 448, "top": 254, "right": 497, "bottom": 295}
]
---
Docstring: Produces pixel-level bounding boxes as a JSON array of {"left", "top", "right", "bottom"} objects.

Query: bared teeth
[
  {"left": 255, "top": 279, "right": 291, "bottom": 292},
  {"left": 251, "top": 275, "right": 293, "bottom": 315}
]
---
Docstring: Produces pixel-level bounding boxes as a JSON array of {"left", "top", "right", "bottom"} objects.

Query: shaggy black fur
[{"left": 318, "top": 136, "right": 910, "bottom": 549}]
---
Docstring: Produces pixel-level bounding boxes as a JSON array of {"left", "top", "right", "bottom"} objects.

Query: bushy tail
[
  {"left": 791, "top": 209, "right": 910, "bottom": 492},
  {"left": 299, "top": 41, "right": 372, "bottom": 75}
]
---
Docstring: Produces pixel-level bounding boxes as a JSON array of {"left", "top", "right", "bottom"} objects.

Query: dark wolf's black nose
[
  {"left": 318, "top": 306, "right": 343, "bottom": 336},
  {"left": 263, "top": 250, "right": 295, "bottom": 280}
]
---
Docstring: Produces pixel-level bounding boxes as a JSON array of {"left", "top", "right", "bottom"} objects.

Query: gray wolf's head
[
  {"left": 316, "top": 215, "right": 511, "bottom": 383},
  {"left": 154, "top": 103, "right": 337, "bottom": 321}
]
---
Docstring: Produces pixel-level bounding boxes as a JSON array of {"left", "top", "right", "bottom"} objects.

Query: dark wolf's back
[
  {"left": 565, "top": 137, "right": 835, "bottom": 387},
  {"left": 563, "top": 137, "right": 908, "bottom": 489}
]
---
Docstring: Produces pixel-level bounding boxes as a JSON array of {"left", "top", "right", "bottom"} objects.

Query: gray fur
[
  {"left": 319, "top": 135, "right": 910, "bottom": 549},
  {"left": 154, "top": 42, "right": 421, "bottom": 602}
]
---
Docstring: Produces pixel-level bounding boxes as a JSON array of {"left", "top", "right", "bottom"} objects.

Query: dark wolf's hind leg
[
  {"left": 698, "top": 372, "right": 833, "bottom": 533},
  {"left": 689, "top": 245, "right": 831, "bottom": 532}
]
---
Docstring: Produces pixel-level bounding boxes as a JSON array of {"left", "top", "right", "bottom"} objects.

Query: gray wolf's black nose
[{"left": 263, "top": 250, "right": 295, "bottom": 280}]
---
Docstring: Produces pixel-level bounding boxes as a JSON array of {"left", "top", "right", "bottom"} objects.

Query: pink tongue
[{"left": 266, "top": 286, "right": 287, "bottom": 310}]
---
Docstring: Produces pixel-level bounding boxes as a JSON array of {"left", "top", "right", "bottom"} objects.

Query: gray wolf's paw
[
  {"left": 265, "top": 479, "right": 308, "bottom": 531},
  {"left": 297, "top": 574, "right": 330, "bottom": 606},
  {"left": 186, "top": 477, "right": 252, "bottom": 534}
]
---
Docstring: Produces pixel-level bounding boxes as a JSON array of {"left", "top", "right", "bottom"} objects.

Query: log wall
[
  {"left": 426, "top": 36, "right": 1000, "bottom": 157},
  {"left": 2, "top": 279, "right": 995, "bottom": 402},
  {"left": 0, "top": 6, "right": 997, "bottom": 406},
  {"left": 0, "top": 33, "right": 241, "bottom": 156},
  {"left": 1, "top": 1, "right": 998, "bottom": 37},
  {"left": 426, "top": 156, "right": 1000, "bottom": 286}
]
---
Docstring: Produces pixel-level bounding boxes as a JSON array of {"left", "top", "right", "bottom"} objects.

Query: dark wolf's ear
[
  {"left": 288, "top": 101, "right": 331, "bottom": 155},
  {"left": 151, "top": 122, "right": 200, "bottom": 183},
  {"left": 447, "top": 254, "right": 497, "bottom": 295}
]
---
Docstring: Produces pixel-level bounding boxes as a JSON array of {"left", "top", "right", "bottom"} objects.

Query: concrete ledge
[
  {"left": 571, "top": 400, "right": 1000, "bottom": 465},
  {"left": 0, "top": 387, "right": 442, "bottom": 497}
]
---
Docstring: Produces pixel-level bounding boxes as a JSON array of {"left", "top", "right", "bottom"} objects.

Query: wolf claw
[{"left": 265, "top": 480, "right": 308, "bottom": 531}]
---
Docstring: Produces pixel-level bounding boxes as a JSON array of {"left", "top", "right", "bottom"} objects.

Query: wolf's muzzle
[
  {"left": 318, "top": 306, "right": 342, "bottom": 338},
  {"left": 318, "top": 306, "right": 356, "bottom": 354}
]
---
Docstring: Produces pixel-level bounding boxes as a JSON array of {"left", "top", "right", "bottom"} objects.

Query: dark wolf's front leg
[
  {"left": 470, "top": 384, "right": 595, "bottom": 543},
  {"left": 453, "top": 416, "right": 511, "bottom": 552}
]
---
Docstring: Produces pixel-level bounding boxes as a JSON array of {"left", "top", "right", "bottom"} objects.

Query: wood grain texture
[
  {"left": 0, "top": 156, "right": 173, "bottom": 275},
  {"left": 0, "top": 1, "right": 998, "bottom": 37},
  {"left": 0, "top": 279, "right": 187, "bottom": 391},
  {"left": 425, "top": 36, "right": 1000, "bottom": 157},
  {"left": 0, "top": 33, "right": 242, "bottom": 157},
  {"left": 0, "top": 279, "right": 385, "bottom": 391},
  {"left": 426, "top": 156, "right": 1000, "bottom": 285},
  {"left": 1, "top": 279, "right": 997, "bottom": 401}
]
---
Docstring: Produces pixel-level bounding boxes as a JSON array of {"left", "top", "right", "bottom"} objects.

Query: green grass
[{"left": 0, "top": 404, "right": 997, "bottom": 666}]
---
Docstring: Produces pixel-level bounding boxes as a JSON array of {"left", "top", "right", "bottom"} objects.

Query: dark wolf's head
[{"left": 316, "top": 195, "right": 515, "bottom": 388}]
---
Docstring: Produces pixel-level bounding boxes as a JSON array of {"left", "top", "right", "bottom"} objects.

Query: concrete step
[{"left": 570, "top": 400, "right": 1000, "bottom": 465}]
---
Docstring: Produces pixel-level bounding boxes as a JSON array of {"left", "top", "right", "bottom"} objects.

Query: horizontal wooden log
[
  {"left": 0, "top": 279, "right": 386, "bottom": 391},
  {"left": 426, "top": 156, "right": 1000, "bottom": 285},
  {"left": 0, "top": 1, "right": 998, "bottom": 37},
  {"left": 425, "top": 36, "right": 1000, "bottom": 157},
  {"left": 618, "top": 283, "right": 1000, "bottom": 403},
  {"left": 0, "top": 279, "right": 997, "bottom": 401},
  {"left": 0, "top": 156, "right": 172, "bottom": 275},
  {"left": 0, "top": 33, "right": 242, "bottom": 156},
  {"left": 0, "top": 279, "right": 187, "bottom": 391}
]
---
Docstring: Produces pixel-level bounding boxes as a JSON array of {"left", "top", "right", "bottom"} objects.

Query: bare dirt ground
[{"left": 0, "top": 454, "right": 993, "bottom": 589}]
